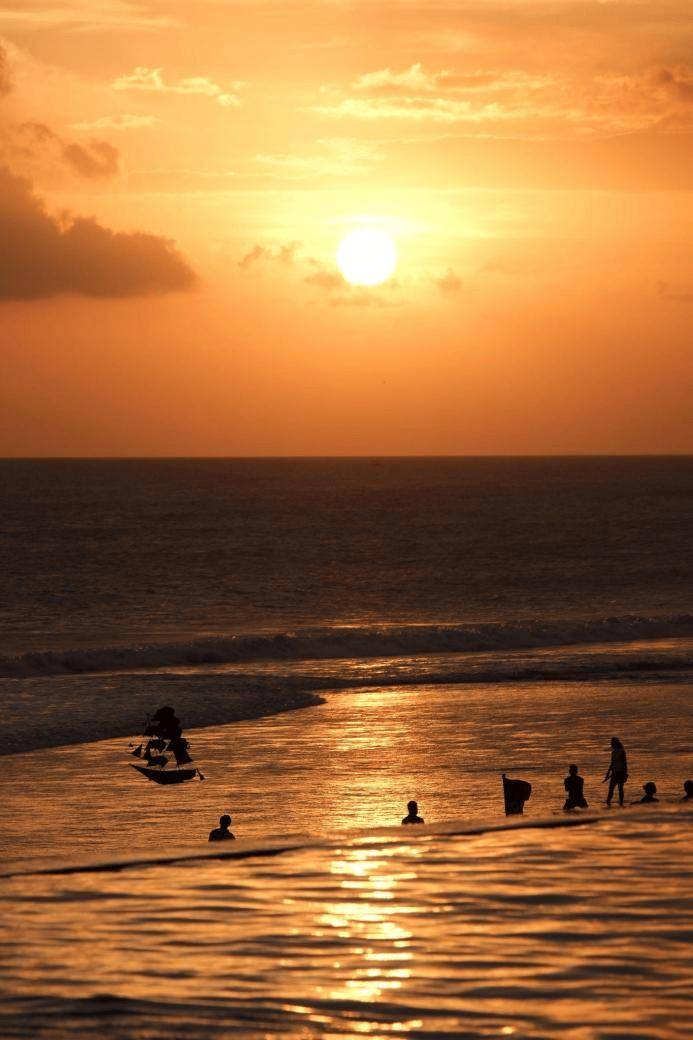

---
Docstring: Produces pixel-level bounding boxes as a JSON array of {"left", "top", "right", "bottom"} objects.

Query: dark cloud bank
[
  {"left": 0, "top": 166, "right": 195, "bottom": 300},
  {"left": 0, "top": 42, "right": 195, "bottom": 301}
]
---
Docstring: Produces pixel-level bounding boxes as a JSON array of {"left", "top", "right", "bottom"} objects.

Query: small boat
[
  {"left": 131, "top": 764, "right": 199, "bottom": 785},
  {"left": 128, "top": 708, "right": 205, "bottom": 784}
]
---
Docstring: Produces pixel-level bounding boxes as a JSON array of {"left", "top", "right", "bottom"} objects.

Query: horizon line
[{"left": 1, "top": 453, "right": 692, "bottom": 461}]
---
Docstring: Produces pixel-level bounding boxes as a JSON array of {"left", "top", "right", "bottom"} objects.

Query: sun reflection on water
[
  {"left": 314, "top": 844, "right": 418, "bottom": 1005},
  {"left": 1, "top": 811, "right": 691, "bottom": 1039}
]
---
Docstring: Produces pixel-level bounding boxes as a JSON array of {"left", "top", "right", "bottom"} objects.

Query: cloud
[
  {"left": 433, "top": 269, "right": 462, "bottom": 294},
  {"left": 238, "top": 241, "right": 396, "bottom": 306},
  {"left": 238, "top": 241, "right": 301, "bottom": 269},
  {"left": 587, "top": 65, "right": 693, "bottom": 131},
  {"left": 238, "top": 244, "right": 266, "bottom": 269},
  {"left": 353, "top": 64, "right": 553, "bottom": 96},
  {"left": 62, "top": 139, "right": 119, "bottom": 178},
  {"left": 305, "top": 267, "right": 345, "bottom": 290},
  {"left": 71, "top": 113, "right": 160, "bottom": 132},
  {"left": 16, "top": 121, "right": 120, "bottom": 179},
  {"left": 316, "top": 60, "right": 693, "bottom": 136},
  {"left": 657, "top": 280, "right": 693, "bottom": 303},
  {"left": 254, "top": 138, "right": 380, "bottom": 179},
  {"left": 113, "top": 67, "right": 242, "bottom": 107},
  {"left": 0, "top": 165, "right": 195, "bottom": 300},
  {"left": 354, "top": 63, "right": 444, "bottom": 93},
  {"left": 304, "top": 258, "right": 398, "bottom": 307},
  {"left": 0, "top": 2, "right": 177, "bottom": 32},
  {"left": 312, "top": 95, "right": 523, "bottom": 124},
  {"left": 0, "top": 41, "right": 10, "bottom": 94},
  {"left": 351, "top": 63, "right": 547, "bottom": 96}
]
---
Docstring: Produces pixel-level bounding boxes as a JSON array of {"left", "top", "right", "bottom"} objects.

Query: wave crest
[{"left": 2, "top": 614, "right": 693, "bottom": 678}]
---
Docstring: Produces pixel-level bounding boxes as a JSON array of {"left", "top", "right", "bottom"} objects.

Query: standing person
[{"left": 603, "top": 737, "right": 628, "bottom": 807}]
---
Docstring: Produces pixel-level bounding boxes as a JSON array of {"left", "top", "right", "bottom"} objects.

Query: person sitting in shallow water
[
  {"left": 682, "top": 780, "right": 693, "bottom": 801},
  {"left": 563, "top": 764, "right": 588, "bottom": 811},
  {"left": 402, "top": 800, "right": 424, "bottom": 825},
  {"left": 208, "top": 814, "right": 235, "bottom": 841},
  {"left": 637, "top": 782, "right": 658, "bottom": 804}
]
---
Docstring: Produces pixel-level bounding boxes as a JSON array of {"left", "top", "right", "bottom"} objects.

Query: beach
[
  {"left": 1, "top": 802, "right": 691, "bottom": 1040},
  {"left": 1, "top": 675, "right": 692, "bottom": 1038},
  {"left": 1, "top": 459, "right": 691, "bottom": 1037}
]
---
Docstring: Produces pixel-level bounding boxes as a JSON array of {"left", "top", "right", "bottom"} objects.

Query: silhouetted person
[
  {"left": 402, "top": 800, "right": 424, "bottom": 824},
  {"left": 209, "top": 814, "right": 235, "bottom": 841},
  {"left": 168, "top": 735, "right": 193, "bottom": 766},
  {"left": 682, "top": 780, "right": 693, "bottom": 801},
  {"left": 638, "top": 782, "right": 658, "bottom": 804},
  {"left": 145, "top": 705, "right": 181, "bottom": 742},
  {"left": 603, "top": 737, "right": 628, "bottom": 806},
  {"left": 145, "top": 753, "right": 168, "bottom": 769},
  {"left": 563, "top": 764, "right": 588, "bottom": 810},
  {"left": 502, "top": 773, "right": 532, "bottom": 815}
]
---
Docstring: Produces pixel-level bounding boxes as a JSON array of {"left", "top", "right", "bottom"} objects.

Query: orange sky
[{"left": 0, "top": 1, "right": 691, "bottom": 455}]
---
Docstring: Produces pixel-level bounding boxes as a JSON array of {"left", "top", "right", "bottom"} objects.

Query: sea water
[{"left": 0, "top": 458, "right": 692, "bottom": 1038}]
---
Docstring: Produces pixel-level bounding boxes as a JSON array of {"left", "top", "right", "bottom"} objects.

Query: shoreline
[{"left": 0, "top": 684, "right": 324, "bottom": 758}]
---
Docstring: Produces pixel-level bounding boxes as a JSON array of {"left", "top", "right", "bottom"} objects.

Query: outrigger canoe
[{"left": 131, "top": 764, "right": 199, "bottom": 785}]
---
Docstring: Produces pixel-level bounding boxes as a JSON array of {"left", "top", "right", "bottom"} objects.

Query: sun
[{"left": 336, "top": 228, "right": 398, "bottom": 287}]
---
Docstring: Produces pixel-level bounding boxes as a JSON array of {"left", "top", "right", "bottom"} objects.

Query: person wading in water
[{"left": 603, "top": 736, "right": 628, "bottom": 807}]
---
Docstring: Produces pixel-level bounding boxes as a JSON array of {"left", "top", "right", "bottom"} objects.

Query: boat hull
[{"left": 131, "top": 764, "right": 198, "bottom": 785}]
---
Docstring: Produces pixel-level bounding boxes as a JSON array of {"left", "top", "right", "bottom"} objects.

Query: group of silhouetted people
[
  {"left": 205, "top": 735, "right": 692, "bottom": 840},
  {"left": 562, "top": 736, "right": 691, "bottom": 812}
]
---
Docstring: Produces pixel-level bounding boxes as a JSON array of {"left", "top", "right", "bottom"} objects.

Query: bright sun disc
[{"left": 336, "top": 228, "right": 398, "bottom": 287}]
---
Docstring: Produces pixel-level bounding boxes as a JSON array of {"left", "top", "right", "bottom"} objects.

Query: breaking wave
[{"left": 2, "top": 613, "right": 693, "bottom": 678}]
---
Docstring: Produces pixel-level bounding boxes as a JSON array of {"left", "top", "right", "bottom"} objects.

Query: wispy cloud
[
  {"left": 312, "top": 96, "right": 537, "bottom": 125},
  {"left": 71, "top": 113, "right": 160, "bottom": 132},
  {"left": 112, "top": 67, "right": 243, "bottom": 107},
  {"left": 433, "top": 269, "right": 462, "bottom": 294},
  {"left": 352, "top": 63, "right": 550, "bottom": 95},
  {"left": 0, "top": 40, "right": 10, "bottom": 94},
  {"left": 10, "top": 120, "right": 120, "bottom": 179},
  {"left": 313, "top": 62, "right": 693, "bottom": 136},
  {"left": 657, "top": 280, "right": 693, "bottom": 303},
  {"left": 0, "top": 1, "right": 177, "bottom": 32},
  {"left": 254, "top": 138, "right": 381, "bottom": 179},
  {"left": 238, "top": 241, "right": 301, "bottom": 269}
]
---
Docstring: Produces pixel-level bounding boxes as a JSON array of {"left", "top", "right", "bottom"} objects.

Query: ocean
[{"left": 0, "top": 458, "right": 692, "bottom": 1039}]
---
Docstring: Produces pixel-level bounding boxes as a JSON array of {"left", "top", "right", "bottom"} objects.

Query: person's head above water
[
  {"left": 402, "top": 800, "right": 424, "bottom": 824},
  {"left": 643, "top": 782, "right": 657, "bottom": 797},
  {"left": 209, "top": 813, "right": 235, "bottom": 841},
  {"left": 684, "top": 780, "right": 693, "bottom": 799},
  {"left": 568, "top": 764, "right": 578, "bottom": 775}
]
